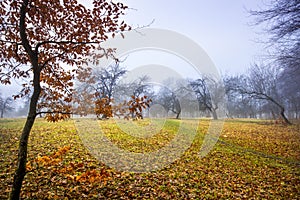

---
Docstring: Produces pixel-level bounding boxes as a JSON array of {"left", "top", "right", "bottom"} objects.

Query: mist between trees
[{"left": 2, "top": 61, "right": 299, "bottom": 124}]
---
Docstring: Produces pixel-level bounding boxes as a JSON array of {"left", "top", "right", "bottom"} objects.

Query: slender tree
[{"left": 0, "top": 0, "right": 131, "bottom": 199}]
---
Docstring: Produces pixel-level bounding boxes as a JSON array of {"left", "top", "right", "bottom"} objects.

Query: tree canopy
[{"left": 0, "top": 0, "right": 131, "bottom": 120}]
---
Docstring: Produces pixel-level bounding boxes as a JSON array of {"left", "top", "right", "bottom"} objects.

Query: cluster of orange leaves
[
  {"left": 69, "top": 168, "right": 110, "bottom": 183},
  {"left": 26, "top": 146, "right": 71, "bottom": 171},
  {"left": 44, "top": 112, "right": 71, "bottom": 122},
  {"left": 94, "top": 97, "right": 113, "bottom": 118},
  {"left": 127, "top": 95, "right": 152, "bottom": 119},
  {"left": 26, "top": 146, "right": 110, "bottom": 184},
  {"left": 94, "top": 95, "right": 152, "bottom": 120}
]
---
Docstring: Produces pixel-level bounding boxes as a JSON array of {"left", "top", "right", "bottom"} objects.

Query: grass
[{"left": 0, "top": 118, "right": 299, "bottom": 199}]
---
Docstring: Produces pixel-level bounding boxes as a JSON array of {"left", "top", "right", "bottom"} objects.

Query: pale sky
[{"left": 118, "top": 0, "right": 267, "bottom": 74}]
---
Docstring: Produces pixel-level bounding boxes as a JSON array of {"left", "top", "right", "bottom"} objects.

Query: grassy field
[{"left": 0, "top": 118, "right": 299, "bottom": 199}]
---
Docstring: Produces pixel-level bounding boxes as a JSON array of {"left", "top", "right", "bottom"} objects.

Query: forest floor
[{"left": 0, "top": 118, "right": 299, "bottom": 199}]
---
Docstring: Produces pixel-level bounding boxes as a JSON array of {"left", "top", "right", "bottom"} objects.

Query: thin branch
[{"left": 132, "top": 19, "right": 155, "bottom": 36}]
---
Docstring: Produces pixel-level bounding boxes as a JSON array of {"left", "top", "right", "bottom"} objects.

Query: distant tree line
[{"left": 7, "top": 60, "right": 298, "bottom": 125}]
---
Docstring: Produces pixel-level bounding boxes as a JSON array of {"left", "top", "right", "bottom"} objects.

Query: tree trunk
[
  {"left": 10, "top": 114, "right": 36, "bottom": 199},
  {"left": 264, "top": 96, "right": 292, "bottom": 125},
  {"left": 174, "top": 100, "right": 181, "bottom": 119},
  {"left": 0, "top": 109, "right": 3, "bottom": 118},
  {"left": 10, "top": 1, "right": 41, "bottom": 198},
  {"left": 272, "top": 100, "right": 291, "bottom": 125},
  {"left": 280, "top": 107, "right": 292, "bottom": 125},
  {"left": 175, "top": 111, "right": 181, "bottom": 119},
  {"left": 271, "top": 110, "right": 276, "bottom": 120},
  {"left": 10, "top": 71, "right": 41, "bottom": 200},
  {"left": 211, "top": 109, "right": 218, "bottom": 120}
]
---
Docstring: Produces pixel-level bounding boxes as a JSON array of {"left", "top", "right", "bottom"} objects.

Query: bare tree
[
  {"left": 156, "top": 87, "right": 181, "bottom": 119},
  {"left": 94, "top": 63, "right": 127, "bottom": 102},
  {"left": 132, "top": 76, "right": 153, "bottom": 99},
  {"left": 251, "top": 0, "right": 299, "bottom": 64},
  {"left": 116, "top": 75, "right": 153, "bottom": 100},
  {"left": 82, "top": 63, "right": 127, "bottom": 119},
  {"left": 154, "top": 78, "right": 191, "bottom": 119},
  {"left": 251, "top": 0, "right": 300, "bottom": 103},
  {"left": 224, "top": 75, "right": 261, "bottom": 118},
  {"left": 278, "top": 61, "right": 300, "bottom": 119},
  {"left": 234, "top": 64, "right": 292, "bottom": 124},
  {"left": 189, "top": 76, "right": 224, "bottom": 120},
  {"left": 0, "top": 93, "right": 14, "bottom": 118},
  {"left": 76, "top": 69, "right": 153, "bottom": 119}
]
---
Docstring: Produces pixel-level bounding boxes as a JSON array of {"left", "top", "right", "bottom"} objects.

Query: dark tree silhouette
[
  {"left": 233, "top": 64, "right": 292, "bottom": 124},
  {"left": 251, "top": 0, "right": 300, "bottom": 103},
  {"left": 189, "top": 77, "right": 224, "bottom": 120}
]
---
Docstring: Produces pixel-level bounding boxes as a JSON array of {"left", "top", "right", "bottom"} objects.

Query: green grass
[{"left": 0, "top": 118, "right": 299, "bottom": 199}]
